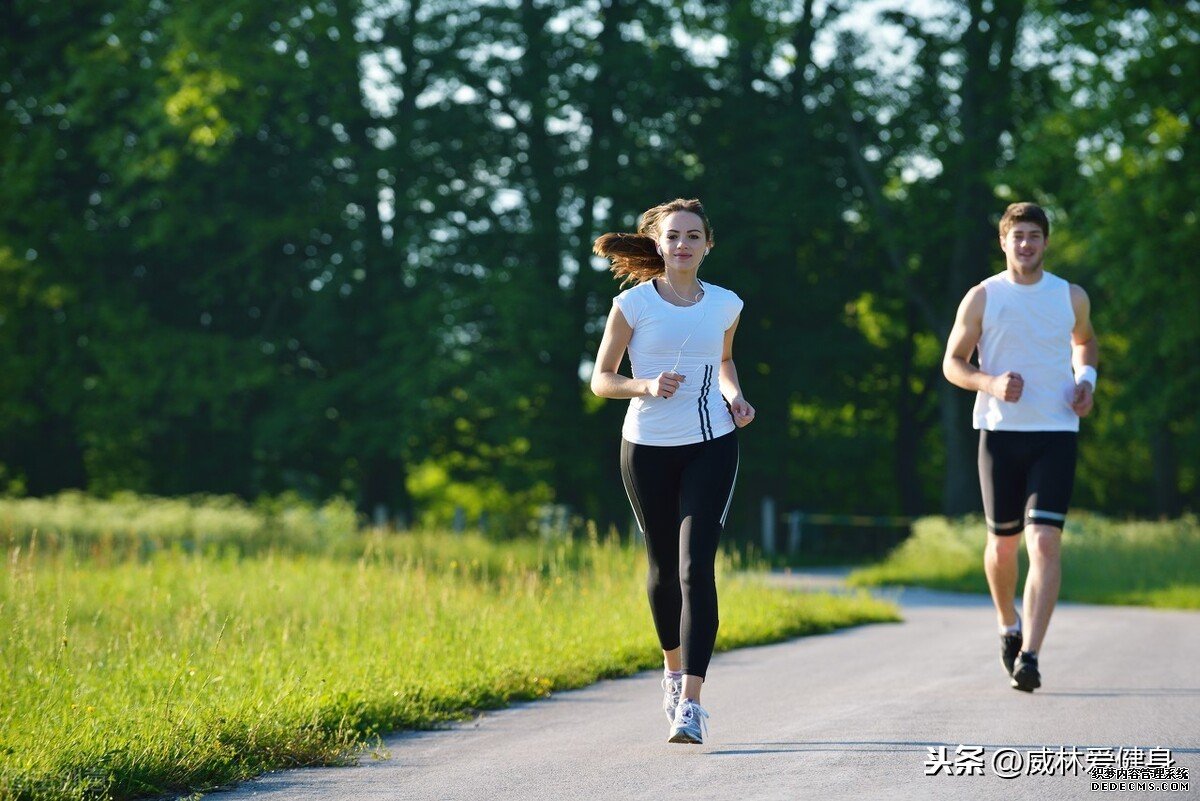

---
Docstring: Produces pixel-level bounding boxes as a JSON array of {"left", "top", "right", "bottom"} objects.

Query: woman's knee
[
  {"left": 647, "top": 561, "right": 679, "bottom": 591},
  {"left": 679, "top": 559, "right": 716, "bottom": 593}
]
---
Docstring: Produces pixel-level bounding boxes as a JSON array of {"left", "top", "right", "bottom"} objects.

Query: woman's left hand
[{"left": 729, "top": 396, "right": 755, "bottom": 428}]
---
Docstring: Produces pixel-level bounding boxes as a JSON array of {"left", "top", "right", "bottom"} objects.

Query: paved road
[{"left": 208, "top": 572, "right": 1200, "bottom": 800}]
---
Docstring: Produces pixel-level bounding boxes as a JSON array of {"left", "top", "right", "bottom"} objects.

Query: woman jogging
[{"left": 590, "top": 198, "right": 755, "bottom": 744}]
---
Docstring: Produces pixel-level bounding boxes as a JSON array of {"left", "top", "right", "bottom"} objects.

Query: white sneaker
[
  {"left": 668, "top": 698, "right": 709, "bottom": 744},
  {"left": 661, "top": 674, "right": 682, "bottom": 723}
]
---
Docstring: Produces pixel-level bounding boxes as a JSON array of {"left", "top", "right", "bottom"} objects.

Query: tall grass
[
  {"left": 0, "top": 496, "right": 897, "bottom": 800},
  {"left": 847, "top": 514, "right": 1200, "bottom": 608},
  {"left": 0, "top": 491, "right": 359, "bottom": 557}
]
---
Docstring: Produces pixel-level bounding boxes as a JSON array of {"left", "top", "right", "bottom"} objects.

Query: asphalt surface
[{"left": 206, "top": 571, "right": 1200, "bottom": 800}]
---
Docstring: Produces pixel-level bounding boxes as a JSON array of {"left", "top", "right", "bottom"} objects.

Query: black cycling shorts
[{"left": 978, "top": 430, "right": 1078, "bottom": 536}]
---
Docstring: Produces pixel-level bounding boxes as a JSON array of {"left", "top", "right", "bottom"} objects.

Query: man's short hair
[{"left": 999, "top": 202, "right": 1050, "bottom": 239}]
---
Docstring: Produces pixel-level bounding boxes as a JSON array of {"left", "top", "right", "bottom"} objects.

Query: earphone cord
[{"left": 670, "top": 305, "right": 708, "bottom": 375}]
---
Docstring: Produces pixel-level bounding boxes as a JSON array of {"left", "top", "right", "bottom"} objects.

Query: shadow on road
[
  {"left": 709, "top": 740, "right": 1200, "bottom": 756},
  {"left": 1037, "top": 688, "right": 1200, "bottom": 698}
]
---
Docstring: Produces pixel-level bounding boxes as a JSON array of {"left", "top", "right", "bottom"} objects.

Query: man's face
[{"left": 1001, "top": 222, "right": 1047, "bottom": 274}]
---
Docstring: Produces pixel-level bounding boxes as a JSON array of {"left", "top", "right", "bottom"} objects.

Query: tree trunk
[
  {"left": 894, "top": 304, "right": 926, "bottom": 516},
  {"left": 939, "top": 0, "right": 1025, "bottom": 515},
  {"left": 362, "top": 455, "right": 413, "bottom": 526},
  {"left": 1150, "top": 424, "right": 1182, "bottom": 518},
  {"left": 939, "top": 382, "right": 980, "bottom": 515}
]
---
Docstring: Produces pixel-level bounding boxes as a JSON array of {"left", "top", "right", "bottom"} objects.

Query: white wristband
[{"left": 1074, "top": 365, "right": 1097, "bottom": 388}]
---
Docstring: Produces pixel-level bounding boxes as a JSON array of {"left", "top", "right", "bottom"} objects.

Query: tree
[
  {"left": 835, "top": 0, "right": 1030, "bottom": 514},
  {"left": 1003, "top": 0, "right": 1200, "bottom": 514}
]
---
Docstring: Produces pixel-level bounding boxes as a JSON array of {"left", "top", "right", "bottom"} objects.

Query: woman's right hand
[{"left": 645, "top": 371, "right": 685, "bottom": 399}]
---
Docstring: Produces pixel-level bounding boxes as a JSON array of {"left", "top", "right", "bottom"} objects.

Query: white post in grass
[
  {"left": 787, "top": 511, "right": 804, "bottom": 554},
  {"left": 761, "top": 496, "right": 775, "bottom": 556}
]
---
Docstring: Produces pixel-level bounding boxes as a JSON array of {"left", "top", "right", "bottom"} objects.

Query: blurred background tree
[{"left": 2, "top": 0, "right": 1195, "bottom": 532}]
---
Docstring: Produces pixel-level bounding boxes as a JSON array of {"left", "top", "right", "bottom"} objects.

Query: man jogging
[{"left": 942, "top": 202, "right": 1098, "bottom": 692}]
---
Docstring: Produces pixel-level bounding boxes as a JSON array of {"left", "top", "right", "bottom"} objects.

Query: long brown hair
[{"left": 593, "top": 198, "right": 714, "bottom": 286}]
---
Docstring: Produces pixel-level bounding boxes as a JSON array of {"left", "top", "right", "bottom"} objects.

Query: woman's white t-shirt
[{"left": 612, "top": 279, "right": 744, "bottom": 446}]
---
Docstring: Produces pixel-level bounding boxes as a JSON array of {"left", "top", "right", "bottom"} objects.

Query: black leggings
[{"left": 619, "top": 431, "right": 739, "bottom": 680}]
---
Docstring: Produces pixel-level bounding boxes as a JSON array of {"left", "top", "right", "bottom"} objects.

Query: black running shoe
[
  {"left": 1011, "top": 651, "right": 1041, "bottom": 692},
  {"left": 1001, "top": 632, "right": 1022, "bottom": 676}
]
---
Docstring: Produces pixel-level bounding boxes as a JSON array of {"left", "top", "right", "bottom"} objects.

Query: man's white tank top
[
  {"left": 973, "top": 270, "right": 1079, "bottom": 432},
  {"left": 612, "top": 279, "right": 744, "bottom": 446}
]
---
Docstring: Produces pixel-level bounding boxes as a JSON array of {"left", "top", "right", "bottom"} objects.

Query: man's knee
[
  {"left": 986, "top": 532, "right": 1021, "bottom": 559},
  {"left": 1025, "top": 524, "right": 1062, "bottom": 563}
]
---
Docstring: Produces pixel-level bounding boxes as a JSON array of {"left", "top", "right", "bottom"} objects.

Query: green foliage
[
  {"left": 1, "top": 1, "right": 1197, "bottom": 528},
  {"left": 1001, "top": 0, "right": 1200, "bottom": 515},
  {"left": 0, "top": 491, "right": 358, "bottom": 557},
  {"left": 0, "top": 513, "right": 896, "bottom": 800},
  {"left": 405, "top": 457, "right": 554, "bottom": 537},
  {"left": 846, "top": 516, "right": 995, "bottom": 595},
  {"left": 848, "top": 514, "right": 1200, "bottom": 608}
]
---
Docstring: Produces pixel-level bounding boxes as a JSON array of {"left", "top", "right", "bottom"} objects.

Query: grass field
[
  {"left": 847, "top": 514, "right": 1200, "bottom": 608},
  {"left": 0, "top": 494, "right": 897, "bottom": 801},
  {"left": 0, "top": 491, "right": 360, "bottom": 557}
]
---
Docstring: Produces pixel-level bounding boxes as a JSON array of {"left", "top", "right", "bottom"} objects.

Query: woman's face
[{"left": 656, "top": 211, "right": 709, "bottom": 270}]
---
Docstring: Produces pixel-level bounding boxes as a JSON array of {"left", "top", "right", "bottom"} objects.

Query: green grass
[
  {"left": 847, "top": 514, "right": 1200, "bottom": 608},
  {"left": 0, "top": 491, "right": 359, "bottom": 557},
  {"left": 0, "top": 495, "right": 897, "bottom": 801}
]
